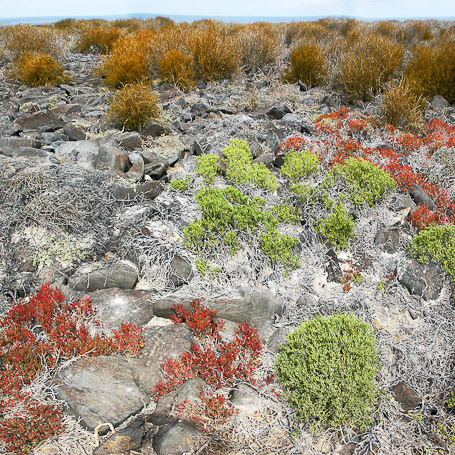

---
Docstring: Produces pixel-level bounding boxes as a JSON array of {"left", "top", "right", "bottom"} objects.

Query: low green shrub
[
  {"left": 170, "top": 177, "right": 191, "bottom": 191},
  {"left": 260, "top": 227, "right": 300, "bottom": 269},
  {"left": 280, "top": 150, "right": 319, "bottom": 182},
  {"left": 316, "top": 202, "right": 355, "bottom": 250},
  {"left": 408, "top": 224, "right": 455, "bottom": 281},
  {"left": 328, "top": 158, "right": 395, "bottom": 207},
  {"left": 196, "top": 154, "right": 220, "bottom": 184},
  {"left": 275, "top": 313, "right": 379, "bottom": 430},
  {"left": 223, "top": 139, "right": 279, "bottom": 190}
]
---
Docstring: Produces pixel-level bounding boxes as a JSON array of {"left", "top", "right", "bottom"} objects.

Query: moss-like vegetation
[
  {"left": 275, "top": 313, "right": 379, "bottom": 431},
  {"left": 223, "top": 139, "right": 279, "bottom": 190},
  {"left": 408, "top": 224, "right": 455, "bottom": 282},
  {"left": 280, "top": 150, "right": 319, "bottom": 182},
  {"left": 328, "top": 157, "right": 395, "bottom": 207},
  {"left": 196, "top": 153, "right": 220, "bottom": 184},
  {"left": 316, "top": 202, "right": 355, "bottom": 250},
  {"left": 170, "top": 177, "right": 191, "bottom": 192}
]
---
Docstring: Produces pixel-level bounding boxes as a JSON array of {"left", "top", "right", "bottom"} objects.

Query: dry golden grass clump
[
  {"left": 380, "top": 79, "right": 424, "bottom": 132},
  {"left": 78, "top": 26, "right": 123, "bottom": 53},
  {"left": 283, "top": 42, "right": 327, "bottom": 87},
  {"left": 237, "top": 24, "right": 279, "bottom": 73},
  {"left": 190, "top": 23, "right": 240, "bottom": 81},
  {"left": 99, "top": 31, "right": 154, "bottom": 88},
  {"left": 107, "top": 83, "right": 159, "bottom": 131},
  {"left": 157, "top": 49, "right": 194, "bottom": 90},
  {"left": 338, "top": 33, "right": 404, "bottom": 101},
  {"left": 17, "top": 52, "right": 70, "bottom": 87},
  {"left": 0, "top": 24, "right": 64, "bottom": 61},
  {"left": 404, "top": 39, "right": 455, "bottom": 104}
]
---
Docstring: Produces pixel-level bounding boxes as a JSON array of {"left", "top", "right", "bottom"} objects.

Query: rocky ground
[{"left": 2, "top": 50, "right": 455, "bottom": 455}]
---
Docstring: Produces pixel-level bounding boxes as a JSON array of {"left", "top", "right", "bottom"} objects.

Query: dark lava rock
[
  {"left": 141, "top": 122, "right": 167, "bottom": 138},
  {"left": 144, "top": 157, "right": 169, "bottom": 180},
  {"left": 126, "top": 152, "right": 145, "bottom": 181},
  {"left": 374, "top": 228, "right": 400, "bottom": 253},
  {"left": 325, "top": 249, "right": 342, "bottom": 283},
  {"left": 267, "top": 326, "right": 289, "bottom": 353},
  {"left": 88, "top": 288, "right": 155, "bottom": 331},
  {"left": 55, "top": 356, "right": 148, "bottom": 431},
  {"left": 267, "top": 106, "right": 285, "bottom": 120},
  {"left": 410, "top": 184, "right": 435, "bottom": 211},
  {"left": 68, "top": 261, "right": 138, "bottom": 292},
  {"left": 112, "top": 181, "right": 163, "bottom": 201},
  {"left": 153, "top": 422, "right": 203, "bottom": 455},
  {"left": 12, "top": 111, "right": 64, "bottom": 133},
  {"left": 63, "top": 123, "right": 86, "bottom": 141},
  {"left": 94, "top": 418, "right": 145, "bottom": 454},
  {"left": 191, "top": 139, "right": 204, "bottom": 156},
  {"left": 190, "top": 103, "right": 208, "bottom": 116},
  {"left": 126, "top": 325, "right": 194, "bottom": 395},
  {"left": 117, "top": 132, "right": 142, "bottom": 151},
  {"left": 169, "top": 254, "right": 194, "bottom": 287},
  {"left": 391, "top": 382, "right": 421, "bottom": 412},
  {"left": 0, "top": 136, "right": 42, "bottom": 149},
  {"left": 96, "top": 143, "right": 128, "bottom": 172},
  {"left": 397, "top": 259, "right": 444, "bottom": 301}
]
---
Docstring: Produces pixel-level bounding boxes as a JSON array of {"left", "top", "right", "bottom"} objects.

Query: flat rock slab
[
  {"left": 55, "top": 356, "right": 148, "bottom": 431},
  {"left": 154, "top": 287, "right": 283, "bottom": 338},
  {"left": 127, "top": 325, "right": 194, "bottom": 395},
  {"left": 153, "top": 422, "right": 203, "bottom": 455},
  {"left": 397, "top": 259, "right": 444, "bottom": 301},
  {"left": 12, "top": 111, "right": 64, "bottom": 132},
  {"left": 88, "top": 288, "right": 155, "bottom": 331},
  {"left": 68, "top": 261, "right": 138, "bottom": 292},
  {"left": 391, "top": 382, "right": 421, "bottom": 411},
  {"left": 55, "top": 140, "right": 100, "bottom": 172}
]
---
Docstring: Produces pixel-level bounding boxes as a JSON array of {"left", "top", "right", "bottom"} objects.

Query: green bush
[
  {"left": 316, "top": 202, "right": 355, "bottom": 250},
  {"left": 170, "top": 177, "right": 191, "bottom": 191},
  {"left": 328, "top": 158, "right": 395, "bottom": 207},
  {"left": 196, "top": 153, "right": 220, "bottom": 184},
  {"left": 260, "top": 227, "right": 300, "bottom": 269},
  {"left": 280, "top": 150, "right": 319, "bottom": 182},
  {"left": 275, "top": 313, "right": 379, "bottom": 430},
  {"left": 408, "top": 224, "right": 455, "bottom": 281},
  {"left": 223, "top": 139, "right": 279, "bottom": 190}
]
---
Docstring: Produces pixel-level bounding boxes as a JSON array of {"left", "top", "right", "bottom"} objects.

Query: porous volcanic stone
[{"left": 55, "top": 356, "right": 148, "bottom": 431}]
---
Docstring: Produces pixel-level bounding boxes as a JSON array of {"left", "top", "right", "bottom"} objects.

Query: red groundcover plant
[
  {"left": 0, "top": 283, "right": 144, "bottom": 454},
  {"left": 153, "top": 299, "right": 264, "bottom": 431}
]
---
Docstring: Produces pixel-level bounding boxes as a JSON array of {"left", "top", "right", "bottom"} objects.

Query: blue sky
[{"left": 2, "top": 0, "right": 455, "bottom": 19}]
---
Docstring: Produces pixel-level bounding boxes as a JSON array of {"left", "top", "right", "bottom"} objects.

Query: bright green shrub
[
  {"left": 170, "top": 177, "right": 191, "bottom": 191},
  {"left": 329, "top": 158, "right": 395, "bottom": 207},
  {"left": 280, "top": 150, "right": 319, "bottom": 182},
  {"left": 408, "top": 224, "right": 455, "bottom": 281},
  {"left": 223, "top": 139, "right": 279, "bottom": 190},
  {"left": 260, "top": 227, "right": 300, "bottom": 269},
  {"left": 275, "top": 313, "right": 379, "bottom": 430},
  {"left": 196, "top": 153, "right": 220, "bottom": 184},
  {"left": 316, "top": 202, "right": 355, "bottom": 250},
  {"left": 282, "top": 42, "right": 328, "bottom": 87}
]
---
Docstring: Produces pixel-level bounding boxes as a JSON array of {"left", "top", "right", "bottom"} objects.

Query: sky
[{"left": 1, "top": 0, "right": 455, "bottom": 19}]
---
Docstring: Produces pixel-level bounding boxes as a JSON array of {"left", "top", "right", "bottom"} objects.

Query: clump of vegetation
[
  {"left": 380, "top": 79, "right": 424, "bottom": 132},
  {"left": 107, "top": 83, "right": 159, "bottom": 131},
  {"left": 190, "top": 23, "right": 240, "bottom": 81},
  {"left": 260, "top": 227, "right": 300, "bottom": 269},
  {"left": 170, "top": 177, "right": 191, "bottom": 192},
  {"left": 78, "top": 26, "right": 122, "bottom": 53},
  {"left": 16, "top": 52, "right": 69, "bottom": 87},
  {"left": 223, "top": 139, "right": 279, "bottom": 190},
  {"left": 316, "top": 202, "right": 355, "bottom": 250},
  {"left": 282, "top": 41, "right": 328, "bottom": 87},
  {"left": 338, "top": 34, "right": 404, "bottom": 101},
  {"left": 404, "top": 40, "right": 455, "bottom": 104},
  {"left": 157, "top": 49, "right": 195, "bottom": 90},
  {"left": 328, "top": 157, "right": 395, "bottom": 207},
  {"left": 99, "top": 32, "right": 153, "bottom": 88},
  {"left": 408, "top": 224, "right": 455, "bottom": 282},
  {"left": 196, "top": 153, "right": 220, "bottom": 184},
  {"left": 275, "top": 313, "right": 379, "bottom": 431},
  {"left": 280, "top": 150, "right": 319, "bottom": 182}
]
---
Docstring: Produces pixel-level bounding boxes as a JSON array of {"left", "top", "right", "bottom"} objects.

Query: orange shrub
[
  {"left": 99, "top": 32, "right": 154, "bottom": 88},
  {"left": 78, "top": 26, "right": 122, "bottom": 53},
  {"left": 405, "top": 40, "right": 455, "bottom": 103},
  {"left": 107, "top": 83, "right": 159, "bottom": 131},
  {"left": 190, "top": 24, "right": 240, "bottom": 81},
  {"left": 338, "top": 33, "right": 404, "bottom": 101},
  {"left": 283, "top": 42, "right": 327, "bottom": 87},
  {"left": 17, "top": 52, "right": 69, "bottom": 87},
  {"left": 158, "top": 49, "right": 194, "bottom": 90}
]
